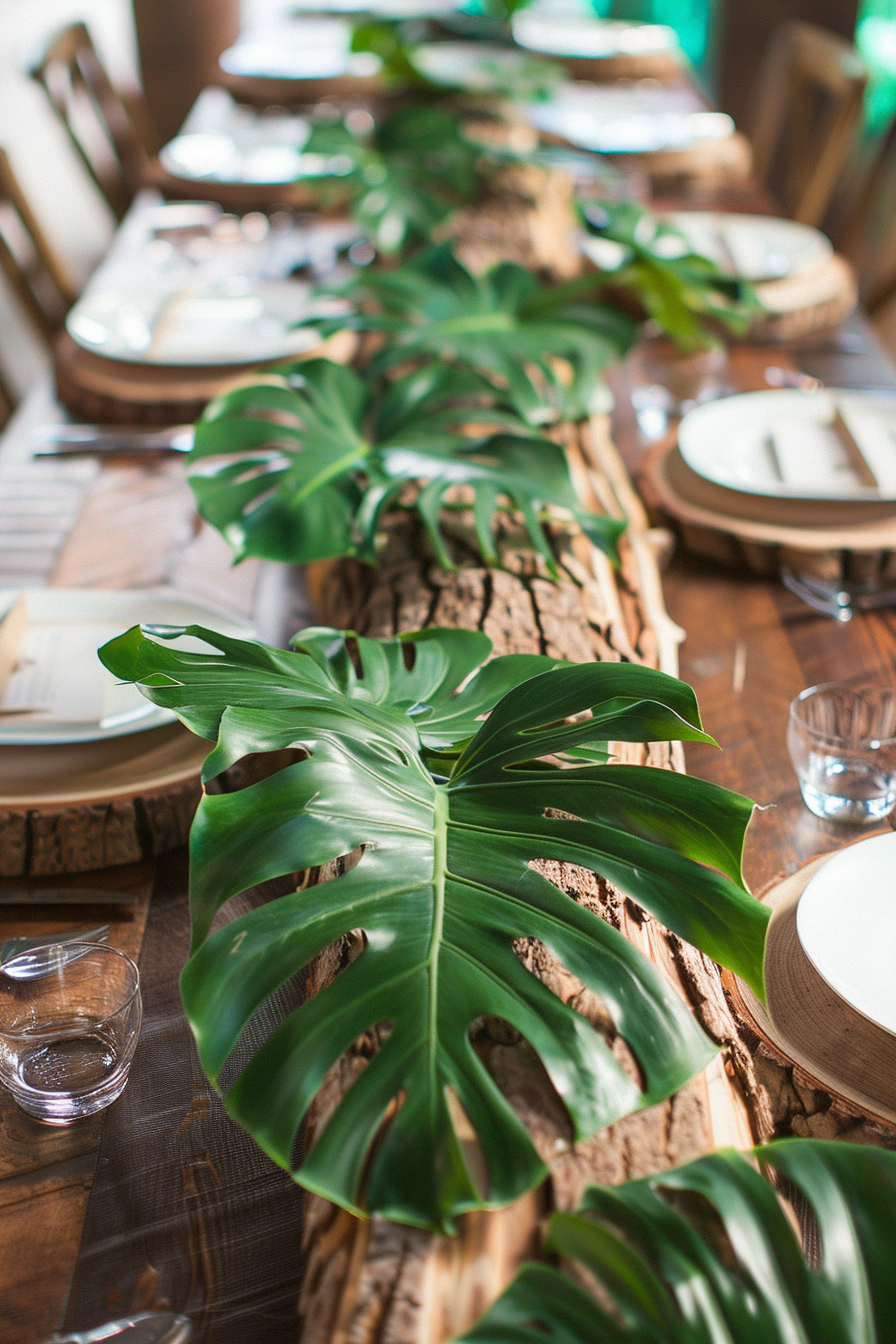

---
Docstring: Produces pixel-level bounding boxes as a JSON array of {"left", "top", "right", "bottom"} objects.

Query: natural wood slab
[
  {"left": 297, "top": 417, "right": 763, "bottom": 1343},
  {"left": 0, "top": 724, "right": 208, "bottom": 876},
  {"left": 727, "top": 852, "right": 896, "bottom": 1127}
]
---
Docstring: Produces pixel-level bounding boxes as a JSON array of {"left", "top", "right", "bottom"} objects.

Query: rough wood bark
[{"left": 296, "top": 419, "right": 769, "bottom": 1343}]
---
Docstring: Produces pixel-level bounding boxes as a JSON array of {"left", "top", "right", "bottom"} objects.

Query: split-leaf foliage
[
  {"left": 581, "top": 201, "right": 762, "bottom": 351},
  {"left": 316, "top": 242, "right": 639, "bottom": 424},
  {"left": 186, "top": 357, "right": 624, "bottom": 571},
  {"left": 100, "top": 623, "right": 765, "bottom": 1233},
  {"left": 303, "top": 105, "right": 487, "bottom": 255},
  {"left": 458, "top": 1139, "right": 896, "bottom": 1344}
]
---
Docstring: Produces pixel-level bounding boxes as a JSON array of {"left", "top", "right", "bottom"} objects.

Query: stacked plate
[
  {"left": 65, "top": 197, "right": 357, "bottom": 368},
  {"left": 734, "top": 834, "right": 896, "bottom": 1125},
  {"left": 0, "top": 589, "right": 251, "bottom": 815},
  {"left": 649, "top": 388, "right": 896, "bottom": 560}
]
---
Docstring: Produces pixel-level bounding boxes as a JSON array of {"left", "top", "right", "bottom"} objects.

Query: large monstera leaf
[
  {"left": 316, "top": 244, "right": 638, "bottom": 425},
  {"left": 99, "top": 624, "right": 765, "bottom": 1233},
  {"left": 459, "top": 1139, "right": 896, "bottom": 1343},
  {"left": 187, "top": 357, "right": 623, "bottom": 572},
  {"left": 302, "top": 105, "right": 485, "bottom": 255}
]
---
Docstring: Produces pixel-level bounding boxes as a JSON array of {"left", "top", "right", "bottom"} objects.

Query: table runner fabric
[{"left": 62, "top": 849, "right": 306, "bottom": 1342}]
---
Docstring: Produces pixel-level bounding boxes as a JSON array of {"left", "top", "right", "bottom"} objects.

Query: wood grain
[{"left": 297, "top": 420, "right": 762, "bottom": 1343}]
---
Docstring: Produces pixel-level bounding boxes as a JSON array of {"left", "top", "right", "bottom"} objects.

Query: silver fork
[{"left": 0, "top": 924, "right": 110, "bottom": 970}]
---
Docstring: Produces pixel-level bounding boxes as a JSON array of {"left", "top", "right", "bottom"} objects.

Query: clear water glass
[
  {"left": 788, "top": 682, "right": 896, "bottom": 824},
  {"left": 0, "top": 942, "right": 141, "bottom": 1124}
]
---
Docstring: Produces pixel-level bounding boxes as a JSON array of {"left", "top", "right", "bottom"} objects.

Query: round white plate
[
  {"left": 678, "top": 389, "right": 896, "bottom": 501},
  {"left": 526, "top": 85, "right": 733, "bottom": 155},
  {"left": 218, "top": 19, "right": 381, "bottom": 81},
  {"left": 512, "top": 14, "right": 677, "bottom": 59},
  {"left": 411, "top": 41, "right": 561, "bottom": 91},
  {"left": 664, "top": 212, "right": 832, "bottom": 283},
  {"left": 796, "top": 833, "right": 896, "bottom": 1036},
  {"left": 0, "top": 589, "right": 253, "bottom": 746}
]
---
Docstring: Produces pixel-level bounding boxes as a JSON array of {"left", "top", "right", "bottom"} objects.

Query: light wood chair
[
  {"left": 27, "top": 22, "right": 158, "bottom": 222},
  {"left": 0, "top": 147, "right": 77, "bottom": 342},
  {"left": 750, "top": 21, "right": 868, "bottom": 228}
]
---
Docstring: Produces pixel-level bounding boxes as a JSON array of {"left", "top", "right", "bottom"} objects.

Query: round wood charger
[
  {"left": 725, "top": 852, "right": 896, "bottom": 1128},
  {"left": 0, "top": 723, "right": 209, "bottom": 878},
  {"left": 53, "top": 329, "right": 357, "bottom": 426},
  {"left": 551, "top": 50, "right": 685, "bottom": 83},
  {"left": 643, "top": 440, "right": 896, "bottom": 575}
]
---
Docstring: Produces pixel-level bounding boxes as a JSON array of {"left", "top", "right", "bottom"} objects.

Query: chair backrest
[
  {"left": 28, "top": 22, "right": 152, "bottom": 221},
  {"left": 0, "top": 147, "right": 78, "bottom": 342},
  {"left": 750, "top": 21, "right": 868, "bottom": 228},
  {"left": 0, "top": 364, "right": 14, "bottom": 430}
]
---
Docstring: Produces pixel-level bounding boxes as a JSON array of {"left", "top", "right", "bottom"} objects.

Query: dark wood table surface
[{"left": 4, "top": 205, "right": 896, "bottom": 1344}]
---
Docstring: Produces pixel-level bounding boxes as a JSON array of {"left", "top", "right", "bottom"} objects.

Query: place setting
[
  {"left": 0, "top": 587, "right": 255, "bottom": 877},
  {"left": 727, "top": 678, "right": 896, "bottom": 1127},
  {"left": 54, "top": 194, "right": 359, "bottom": 424}
]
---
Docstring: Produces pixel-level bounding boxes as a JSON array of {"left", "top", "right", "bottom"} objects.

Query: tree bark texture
[{"left": 293, "top": 417, "right": 791, "bottom": 1344}]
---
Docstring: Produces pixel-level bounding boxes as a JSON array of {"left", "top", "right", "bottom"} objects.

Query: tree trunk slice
[
  {"left": 53, "top": 330, "right": 357, "bottom": 426},
  {"left": 724, "top": 856, "right": 896, "bottom": 1140},
  {"left": 0, "top": 724, "right": 207, "bottom": 877},
  {"left": 296, "top": 418, "right": 771, "bottom": 1343},
  {"left": 642, "top": 438, "right": 896, "bottom": 584}
]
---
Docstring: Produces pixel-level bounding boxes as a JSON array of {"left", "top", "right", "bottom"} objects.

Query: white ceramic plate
[
  {"left": 0, "top": 589, "right": 253, "bottom": 746},
  {"left": 218, "top": 18, "right": 382, "bottom": 81},
  {"left": 678, "top": 389, "right": 896, "bottom": 501},
  {"left": 512, "top": 13, "right": 677, "bottom": 59},
  {"left": 525, "top": 84, "right": 733, "bottom": 155},
  {"left": 665, "top": 212, "right": 832, "bottom": 283},
  {"left": 412, "top": 41, "right": 561, "bottom": 90},
  {"left": 796, "top": 833, "right": 896, "bottom": 1036},
  {"left": 65, "top": 199, "right": 357, "bottom": 366}
]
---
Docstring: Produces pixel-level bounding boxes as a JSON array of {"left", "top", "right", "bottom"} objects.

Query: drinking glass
[
  {"left": 0, "top": 942, "right": 141, "bottom": 1124},
  {"left": 788, "top": 682, "right": 896, "bottom": 824}
]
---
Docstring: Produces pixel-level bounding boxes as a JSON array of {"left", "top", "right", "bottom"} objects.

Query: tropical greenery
[
  {"left": 186, "top": 356, "right": 625, "bottom": 570},
  {"left": 581, "top": 201, "right": 762, "bottom": 351},
  {"left": 303, "top": 105, "right": 490, "bottom": 255},
  {"left": 458, "top": 1138, "right": 896, "bottom": 1343},
  {"left": 99, "top": 623, "right": 765, "bottom": 1233},
  {"left": 315, "top": 242, "right": 639, "bottom": 426}
]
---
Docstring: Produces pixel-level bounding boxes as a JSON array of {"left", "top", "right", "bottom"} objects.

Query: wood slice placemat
[
  {"left": 644, "top": 439, "right": 896, "bottom": 576},
  {"left": 726, "top": 851, "right": 896, "bottom": 1128},
  {"left": 0, "top": 724, "right": 208, "bottom": 877},
  {"left": 54, "top": 331, "right": 358, "bottom": 426},
  {"left": 751, "top": 253, "right": 858, "bottom": 342}
]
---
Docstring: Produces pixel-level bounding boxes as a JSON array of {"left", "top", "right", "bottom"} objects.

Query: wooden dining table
[{"left": 3, "top": 100, "right": 896, "bottom": 1344}]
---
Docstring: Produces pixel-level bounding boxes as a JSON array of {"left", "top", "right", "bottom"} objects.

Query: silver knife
[{"left": 34, "top": 425, "right": 194, "bottom": 456}]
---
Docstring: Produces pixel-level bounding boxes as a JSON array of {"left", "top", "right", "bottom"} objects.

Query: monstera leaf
[
  {"left": 302, "top": 106, "right": 485, "bottom": 254},
  {"left": 459, "top": 1139, "right": 896, "bottom": 1343},
  {"left": 581, "top": 201, "right": 761, "bottom": 351},
  {"left": 100, "top": 623, "right": 766, "bottom": 1233},
  {"left": 187, "top": 357, "right": 623, "bottom": 572},
  {"left": 316, "top": 244, "right": 638, "bottom": 425}
]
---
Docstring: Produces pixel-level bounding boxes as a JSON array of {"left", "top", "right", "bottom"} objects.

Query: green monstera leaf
[
  {"left": 99, "top": 624, "right": 765, "bottom": 1233},
  {"left": 459, "top": 1139, "right": 896, "bottom": 1343},
  {"left": 315, "top": 243, "right": 639, "bottom": 425},
  {"left": 580, "top": 201, "right": 761, "bottom": 351},
  {"left": 186, "top": 356, "right": 624, "bottom": 573},
  {"left": 301, "top": 105, "right": 486, "bottom": 254}
]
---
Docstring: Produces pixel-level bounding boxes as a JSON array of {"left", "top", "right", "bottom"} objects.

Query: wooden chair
[
  {"left": 750, "top": 21, "right": 868, "bottom": 228},
  {"left": 0, "top": 147, "right": 77, "bottom": 342},
  {"left": 27, "top": 22, "right": 158, "bottom": 222}
]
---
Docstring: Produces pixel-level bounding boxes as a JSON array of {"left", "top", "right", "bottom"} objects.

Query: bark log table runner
[{"left": 295, "top": 417, "right": 764, "bottom": 1344}]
